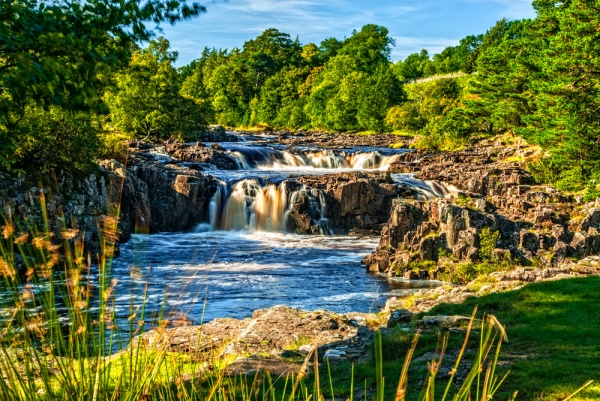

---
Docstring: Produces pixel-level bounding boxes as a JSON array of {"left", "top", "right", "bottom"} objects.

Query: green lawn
[
  {"left": 317, "top": 276, "right": 600, "bottom": 401},
  {"left": 423, "top": 276, "right": 600, "bottom": 400}
]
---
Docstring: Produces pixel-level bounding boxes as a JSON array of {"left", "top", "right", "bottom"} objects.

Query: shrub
[
  {"left": 479, "top": 227, "right": 501, "bottom": 261},
  {"left": 98, "top": 130, "right": 133, "bottom": 163},
  {"left": 11, "top": 106, "right": 100, "bottom": 174}
]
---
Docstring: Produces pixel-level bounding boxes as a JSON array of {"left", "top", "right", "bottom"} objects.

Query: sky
[{"left": 157, "top": 0, "right": 536, "bottom": 66}]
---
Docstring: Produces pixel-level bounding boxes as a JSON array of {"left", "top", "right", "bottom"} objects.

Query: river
[{"left": 108, "top": 135, "right": 445, "bottom": 326}]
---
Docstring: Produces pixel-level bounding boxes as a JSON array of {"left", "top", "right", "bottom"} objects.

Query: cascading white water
[
  {"left": 261, "top": 150, "right": 400, "bottom": 170},
  {"left": 225, "top": 146, "right": 402, "bottom": 171},
  {"left": 208, "top": 179, "right": 329, "bottom": 233},
  {"left": 393, "top": 174, "right": 457, "bottom": 200}
]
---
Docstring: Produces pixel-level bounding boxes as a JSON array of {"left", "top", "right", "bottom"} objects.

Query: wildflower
[
  {"left": 22, "top": 288, "right": 34, "bottom": 301},
  {"left": 74, "top": 300, "right": 87, "bottom": 310},
  {"left": 46, "top": 253, "right": 61, "bottom": 269},
  {"left": 32, "top": 235, "right": 51, "bottom": 250},
  {"left": 60, "top": 228, "right": 79, "bottom": 240},
  {"left": 103, "top": 278, "right": 118, "bottom": 300}
]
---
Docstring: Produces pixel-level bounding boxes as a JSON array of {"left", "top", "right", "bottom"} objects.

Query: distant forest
[{"left": 1, "top": 0, "right": 599, "bottom": 192}]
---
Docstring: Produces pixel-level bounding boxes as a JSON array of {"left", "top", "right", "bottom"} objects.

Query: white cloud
[{"left": 160, "top": 0, "right": 536, "bottom": 65}]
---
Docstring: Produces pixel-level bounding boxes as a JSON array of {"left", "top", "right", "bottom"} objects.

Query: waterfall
[
  {"left": 208, "top": 179, "right": 329, "bottom": 233},
  {"left": 393, "top": 174, "right": 457, "bottom": 200},
  {"left": 224, "top": 146, "right": 404, "bottom": 171}
]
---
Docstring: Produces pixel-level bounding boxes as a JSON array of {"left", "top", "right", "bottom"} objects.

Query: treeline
[{"left": 1, "top": 0, "right": 599, "bottom": 192}]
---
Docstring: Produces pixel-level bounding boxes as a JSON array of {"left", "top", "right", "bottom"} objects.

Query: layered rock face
[
  {"left": 365, "top": 144, "right": 600, "bottom": 275},
  {"left": 1, "top": 136, "right": 408, "bottom": 256},
  {"left": 101, "top": 158, "right": 218, "bottom": 240},
  {"left": 294, "top": 171, "right": 398, "bottom": 234},
  {"left": 0, "top": 171, "right": 111, "bottom": 256}
]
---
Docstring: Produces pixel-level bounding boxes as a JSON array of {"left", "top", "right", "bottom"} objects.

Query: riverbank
[{"left": 1, "top": 130, "right": 599, "bottom": 399}]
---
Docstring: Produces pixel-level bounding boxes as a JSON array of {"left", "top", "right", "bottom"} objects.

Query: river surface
[{"left": 108, "top": 136, "right": 445, "bottom": 326}]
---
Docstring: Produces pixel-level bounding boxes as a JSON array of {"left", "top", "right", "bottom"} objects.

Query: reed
[{"left": 0, "top": 198, "right": 582, "bottom": 400}]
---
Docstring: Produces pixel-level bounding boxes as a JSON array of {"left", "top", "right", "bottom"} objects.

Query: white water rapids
[{"left": 112, "top": 141, "right": 449, "bottom": 326}]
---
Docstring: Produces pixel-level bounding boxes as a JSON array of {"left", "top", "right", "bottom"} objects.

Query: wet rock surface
[{"left": 295, "top": 171, "right": 398, "bottom": 234}]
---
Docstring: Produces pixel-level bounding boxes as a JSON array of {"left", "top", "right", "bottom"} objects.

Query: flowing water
[{"left": 107, "top": 139, "right": 449, "bottom": 326}]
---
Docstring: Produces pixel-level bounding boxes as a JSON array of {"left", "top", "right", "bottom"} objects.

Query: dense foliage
[
  {"left": 0, "top": 0, "right": 205, "bottom": 172},
  {"left": 2, "top": 0, "right": 600, "bottom": 191}
]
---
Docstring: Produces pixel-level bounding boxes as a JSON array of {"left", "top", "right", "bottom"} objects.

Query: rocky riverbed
[{"left": 2, "top": 130, "right": 600, "bottom": 378}]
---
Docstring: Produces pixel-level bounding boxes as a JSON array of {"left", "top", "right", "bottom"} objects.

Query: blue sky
[{"left": 157, "top": 0, "right": 536, "bottom": 66}]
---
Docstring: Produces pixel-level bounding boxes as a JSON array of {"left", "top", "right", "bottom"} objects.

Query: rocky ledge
[
  {"left": 295, "top": 171, "right": 398, "bottom": 234},
  {"left": 235, "top": 130, "right": 411, "bottom": 149},
  {"left": 365, "top": 140, "right": 600, "bottom": 277},
  {"left": 386, "top": 256, "right": 600, "bottom": 314},
  {"left": 137, "top": 305, "right": 374, "bottom": 375}
]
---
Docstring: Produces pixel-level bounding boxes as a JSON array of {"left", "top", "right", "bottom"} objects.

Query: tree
[
  {"left": 356, "top": 65, "right": 404, "bottom": 131},
  {"left": 319, "top": 37, "right": 344, "bottom": 64},
  {"left": 304, "top": 25, "right": 397, "bottom": 131},
  {"left": 12, "top": 106, "right": 100, "bottom": 173},
  {"left": 464, "top": 19, "right": 536, "bottom": 134},
  {"left": 386, "top": 76, "right": 472, "bottom": 148},
  {"left": 521, "top": 0, "right": 600, "bottom": 189},
  {"left": 396, "top": 50, "right": 433, "bottom": 81},
  {"left": 336, "top": 24, "right": 395, "bottom": 73},
  {"left": 0, "top": 0, "right": 205, "bottom": 121},
  {"left": 105, "top": 38, "right": 206, "bottom": 139},
  {"left": 431, "top": 34, "right": 483, "bottom": 74},
  {"left": 254, "top": 66, "right": 310, "bottom": 127},
  {"left": 0, "top": 0, "right": 205, "bottom": 171},
  {"left": 242, "top": 28, "right": 302, "bottom": 92}
]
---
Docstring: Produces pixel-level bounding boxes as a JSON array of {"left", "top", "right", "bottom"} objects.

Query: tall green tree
[
  {"left": 0, "top": 0, "right": 204, "bottom": 171},
  {"left": 464, "top": 19, "right": 536, "bottom": 134},
  {"left": 522, "top": 0, "right": 600, "bottom": 189},
  {"left": 304, "top": 25, "right": 400, "bottom": 131},
  {"left": 105, "top": 38, "right": 206, "bottom": 139},
  {"left": 0, "top": 0, "right": 205, "bottom": 121}
]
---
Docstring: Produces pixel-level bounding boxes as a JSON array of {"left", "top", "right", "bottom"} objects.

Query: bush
[
  {"left": 11, "top": 106, "right": 100, "bottom": 174},
  {"left": 99, "top": 130, "right": 133, "bottom": 163},
  {"left": 479, "top": 227, "right": 501, "bottom": 261}
]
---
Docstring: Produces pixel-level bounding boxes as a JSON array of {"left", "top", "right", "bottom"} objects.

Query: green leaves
[
  {"left": 105, "top": 38, "right": 206, "bottom": 140},
  {"left": 0, "top": 0, "right": 205, "bottom": 172},
  {"left": 0, "top": 0, "right": 204, "bottom": 117}
]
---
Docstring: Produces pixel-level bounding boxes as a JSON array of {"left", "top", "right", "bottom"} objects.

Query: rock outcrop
[
  {"left": 102, "top": 157, "right": 218, "bottom": 238},
  {"left": 294, "top": 171, "right": 398, "bottom": 234},
  {"left": 365, "top": 142, "right": 600, "bottom": 276},
  {"left": 196, "top": 126, "right": 240, "bottom": 142},
  {"left": 165, "top": 143, "right": 239, "bottom": 170},
  {"left": 138, "top": 305, "right": 373, "bottom": 375},
  {"left": 0, "top": 170, "right": 112, "bottom": 256},
  {"left": 1, "top": 154, "right": 219, "bottom": 257}
]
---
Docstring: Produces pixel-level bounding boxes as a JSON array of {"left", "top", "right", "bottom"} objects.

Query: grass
[
  {"left": 320, "top": 277, "right": 599, "bottom": 401},
  {"left": 0, "top": 194, "right": 596, "bottom": 400},
  {"left": 418, "top": 277, "right": 600, "bottom": 400}
]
